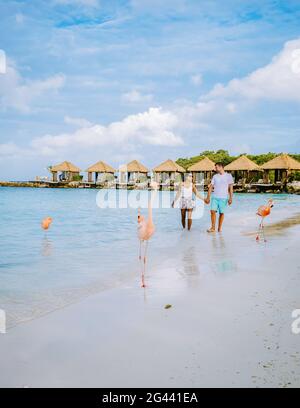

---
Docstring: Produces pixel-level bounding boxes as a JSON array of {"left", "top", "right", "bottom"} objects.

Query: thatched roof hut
[
  {"left": 224, "top": 155, "right": 261, "bottom": 171},
  {"left": 153, "top": 159, "right": 185, "bottom": 173},
  {"left": 260, "top": 154, "right": 300, "bottom": 184},
  {"left": 153, "top": 159, "right": 185, "bottom": 184},
  {"left": 86, "top": 161, "right": 115, "bottom": 183},
  {"left": 224, "top": 155, "right": 261, "bottom": 186},
  {"left": 188, "top": 157, "right": 215, "bottom": 172},
  {"left": 86, "top": 161, "right": 115, "bottom": 173},
  {"left": 119, "top": 160, "right": 149, "bottom": 184},
  {"left": 187, "top": 157, "right": 215, "bottom": 185},
  {"left": 51, "top": 161, "right": 81, "bottom": 173},
  {"left": 261, "top": 154, "right": 300, "bottom": 170},
  {"left": 119, "top": 160, "right": 149, "bottom": 173},
  {"left": 50, "top": 161, "right": 81, "bottom": 182}
]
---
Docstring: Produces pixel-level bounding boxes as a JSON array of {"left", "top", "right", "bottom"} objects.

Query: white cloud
[
  {"left": 0, "top": 142, "right": 29, "bottom": 158},
  {"left": 64, "top": 115, "right": 93, "bottom": 127},
  {"left": 30, "top": 107, "right": 183, "bottom": 156},
  {"left": 0, "top": 50, "right": 6, "bottom": 74},
  {"left": 0, "top": 60, "right": 65, "bottom": 113},
  {"left": 226, "top": 102, "right": 237, "bottom": 113},
  {"left": 122, "top": 89, "right": 153, "bottom": 104},
  {"left": 190, "top": 74, "right": 202, "bottom": 86},
  {"left": 0, "top": 142, "right": 19, "bottom": 157},
  {"left": 170, "top": 38, "right": 300, "bottom": 141},
  {"left": 291, "top": 49, "right": 300, "bottom": 74},
  {"left": 205, "top": 38, "right": 300, "bottom": 102},
  {"left": 175, "top": 100, "right": 216, "bottom": 129},
  {"left": 2, "top": 39, "right": 300, "bottom": 169}
]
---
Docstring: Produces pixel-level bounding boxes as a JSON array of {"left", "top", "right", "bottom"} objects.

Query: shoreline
[{"left": 1, "top": 181, "right": 299, "bottom": 194}]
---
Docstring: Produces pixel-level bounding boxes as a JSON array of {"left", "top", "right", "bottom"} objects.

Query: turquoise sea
[{"left": 0, "top": 187, "right": 300, "bottom": 328}]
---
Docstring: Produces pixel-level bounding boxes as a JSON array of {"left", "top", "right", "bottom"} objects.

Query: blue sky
[{"left": 0, "top": 0, "right": 300, "bottom": 180}]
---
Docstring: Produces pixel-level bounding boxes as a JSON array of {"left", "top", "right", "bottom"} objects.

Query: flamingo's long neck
[{"left": 147, "top": 188, "right": 157, "bottom": 224}]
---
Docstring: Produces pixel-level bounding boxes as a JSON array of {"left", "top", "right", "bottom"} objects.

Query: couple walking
[{"left": 172, "top": 162, "right": 234, "bottom": 232}]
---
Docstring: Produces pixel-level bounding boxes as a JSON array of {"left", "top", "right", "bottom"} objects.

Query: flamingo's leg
[
  {"left": 261, "top": 218, "right": 267, "bottom": 242},
  {"left": 141, "top": 240, "right": 149, "bottom": 288},
  {"left": 139, "top": 240, "right": 142, "bottom": 261},
  {"left": 139, "top": 240, "right": 144, "bottom": 286},
  {"left": 256, "top": 219, "right": 262, "bottom": 241}
]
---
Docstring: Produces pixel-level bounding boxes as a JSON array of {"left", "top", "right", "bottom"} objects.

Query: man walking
[{"left": 206, "top": 162, "right": 233, "bottom": 233}]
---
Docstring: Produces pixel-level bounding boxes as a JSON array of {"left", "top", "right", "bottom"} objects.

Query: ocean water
[{"left": 0, "top": 187, "right": 300, "bottom": 328}]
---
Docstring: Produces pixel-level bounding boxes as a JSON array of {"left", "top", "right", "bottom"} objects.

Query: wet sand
[
  {"left": 1, "top": 214, "right": 300, "bottom": 387},
  {"left": 244, "top": 212, "right": 300, "bottom": 237}
]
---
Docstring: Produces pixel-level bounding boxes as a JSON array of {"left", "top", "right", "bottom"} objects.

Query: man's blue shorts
[{"left": 211, "top": 197, "right": 228, "bottom": 214}]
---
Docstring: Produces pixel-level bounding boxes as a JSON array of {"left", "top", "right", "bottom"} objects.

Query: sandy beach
[{"left": 1, "top": 195, "right": 300, "bottom": 388}]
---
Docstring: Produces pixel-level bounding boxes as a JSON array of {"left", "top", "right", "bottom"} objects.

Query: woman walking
[{"left": 172, "top": 173, "right": 207, "bottom": 230}]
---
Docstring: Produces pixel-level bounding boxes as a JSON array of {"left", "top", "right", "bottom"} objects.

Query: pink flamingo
[
  {"left": 41, "top": 217, "right": 52, "bottom": 230},
  {"left": 137, "top": 181, "right": 158, "bottom": 288},
  {"left": 256, "top": 199, "right": 274, "bottom": 242}
]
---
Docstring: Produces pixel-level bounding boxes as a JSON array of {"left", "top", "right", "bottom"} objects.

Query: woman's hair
[
  {"left": 184, "top": 173, "right": 193, "bottom": 180},
  {"left": 215, "top": 162, "right": 224, "bottom": 168}
]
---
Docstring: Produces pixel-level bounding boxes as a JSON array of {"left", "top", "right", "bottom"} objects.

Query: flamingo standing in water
[
  {"left": 137, "top": 181, "right": 158, "bottom": 288},
  {"left": 41, "top": 217, "right": 53, "bottom": 230},
  {"left": 256, "top": 199, "right": 274, "bottom": 242}
]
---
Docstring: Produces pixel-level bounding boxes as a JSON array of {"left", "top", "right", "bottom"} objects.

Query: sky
[{"left": 0, "top": 0, "right": 300, "bottom": 180}]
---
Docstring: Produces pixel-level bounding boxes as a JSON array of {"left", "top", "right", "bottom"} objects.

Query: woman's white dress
[{"left": 179, "top": 184, "right": 195, "bottom": 209}]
